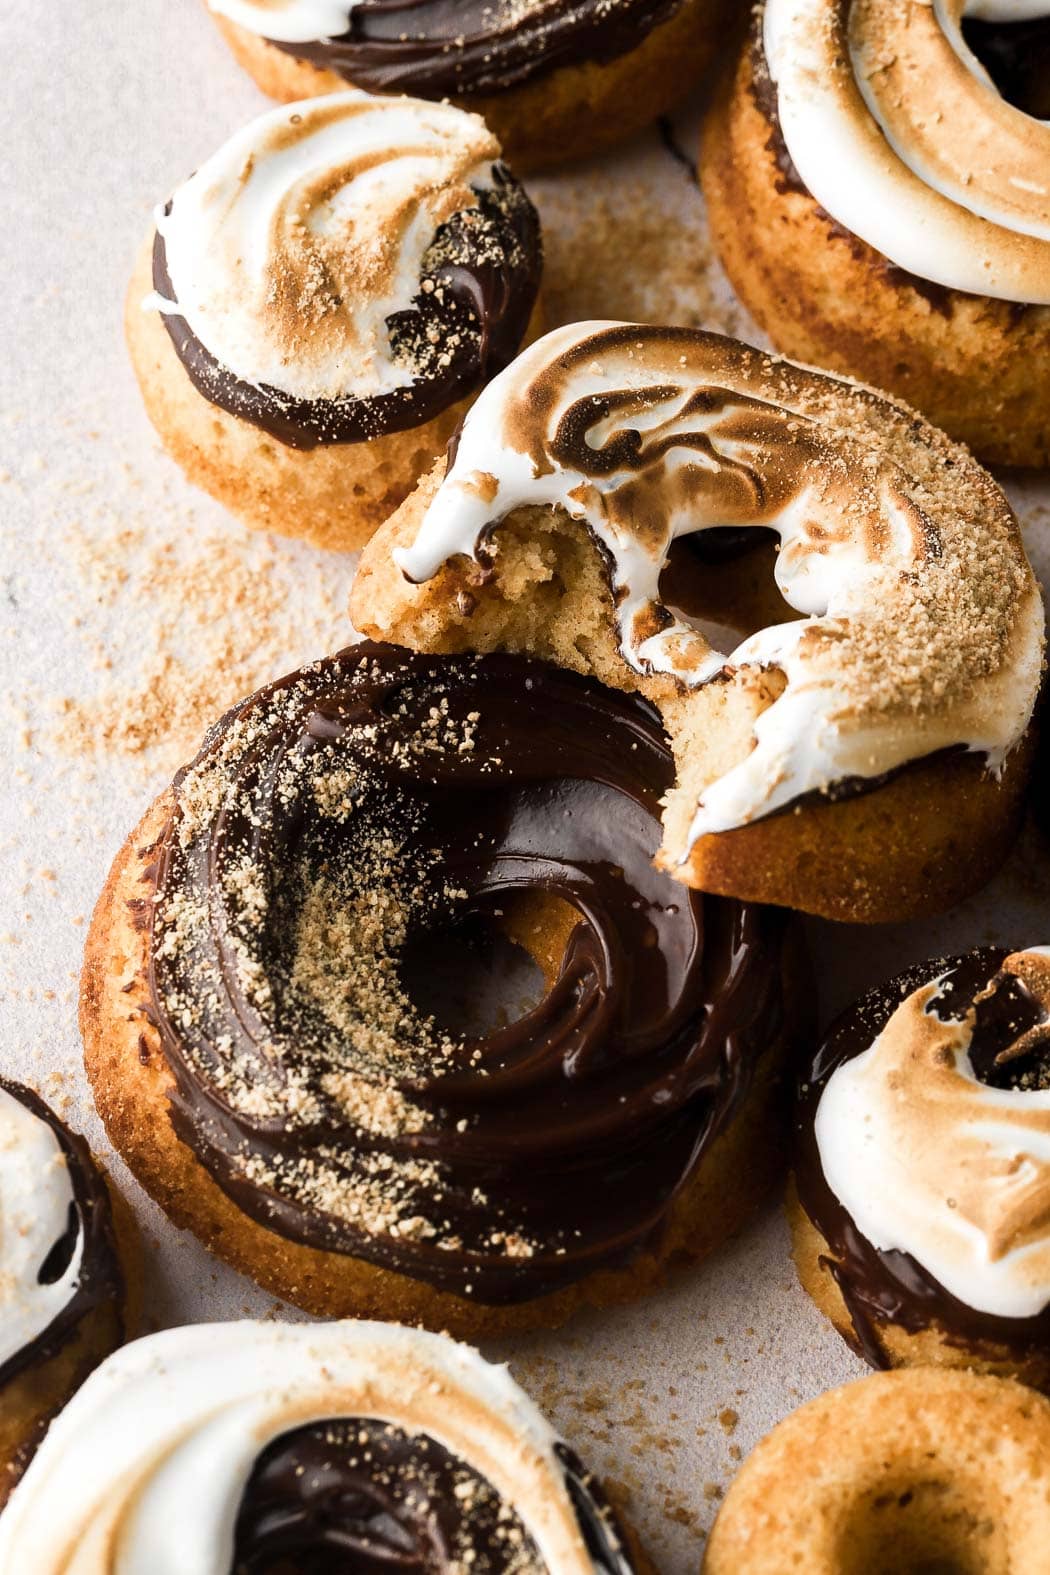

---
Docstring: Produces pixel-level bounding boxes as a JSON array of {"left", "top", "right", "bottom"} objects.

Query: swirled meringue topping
[
  {"left": 146, "top": 91, "right": 540, "bottom": 446},
  {"left": 394, "top": 321, "right": 1043, "bottom": 842},
  {"left": 0, "top": 1080, "right": 122, "bottom": 1392},
  {"left": 809, "top": 948, "right": 1050, "bottom": 1326},
  {"left": 0, "top": 1320, "right": 635, "bottom": 1574},
  {"left": 206, "top": 0, "right": 687, "bottom": 97},
  {"left": 762, "top": 0, "right": 1050, "bottom": 301}
]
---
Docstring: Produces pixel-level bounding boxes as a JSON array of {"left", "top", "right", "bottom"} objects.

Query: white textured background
[{"left": 1, "top": 3, "right": 1048, "bottom": 1567}]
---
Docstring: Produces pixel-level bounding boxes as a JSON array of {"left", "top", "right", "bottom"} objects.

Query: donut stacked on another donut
[
  {"left": 0, "top": 1319, "right": 646, "bottom": 1572},
  {"left": 701, "top": 0, "right": 1050, "bottom": 466},
  {"left": 126, "top": 91, "right": 542, "bottom": 550},
  {"left": 703, "top": 1368, "right": 1050, "bottom": 1573},
  {"left": 791, "top": 945, "right": 1050, "bottom": 1390},
  {"left": 81, "top": 640, "right": 808, "bottom": 1334},
  {"left": 202, "top": 0, "right": 739, "bottom": 171},
  {"left": 0, "top": 1079, "right": 138, "bottom": 1505},
  {"left": 352, "top": 321, "right": 1044, "bottom": 923}
]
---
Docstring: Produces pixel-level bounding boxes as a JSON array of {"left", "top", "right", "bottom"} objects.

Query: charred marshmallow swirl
[
  {"left": 0, "top": 1321, "right": 635, "bottom": 1573},
  {"left": 146, "top": 92, "right": 540, "bottom": 448},
  {"left": 0, "top": 1080, "right": 123, "bottom": 1390},
  {"left": 762, "top": 0, "right": 1050, "bottom": 301},
  {"left": 146, "top": 641, "right": 789, "bottom": 1302},
  {"left": 206, "top": 0, "right": 687, "bottom": 96},
  {"left": 394, "top": 321, "right": 1044, "bottom": 843},
  {"left": 798, "top": 948, "right": 1050, "bottom": 1362}
]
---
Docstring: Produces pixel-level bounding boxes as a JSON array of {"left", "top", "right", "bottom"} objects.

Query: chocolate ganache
[
  {"left": 0, "top": 1079, "right": 125, "bottom": 1391},
  {"left": 233, "top": 1422, "right": 631, "bottom": 1575},
  {"left": 795, "top": 949, "right": 1050, "bottom": 1369},
  {"left": 265, "top": 1, "right": 687, "bottom": 98},
  {"left": 153, "top": 167, "right": 540, "bottom": 451},
  {"left": 147, "top": 641, "right": 792, "bottom": 1304}
]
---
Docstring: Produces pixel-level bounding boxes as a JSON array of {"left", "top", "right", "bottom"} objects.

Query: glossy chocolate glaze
[
  {"left": 267, "top": 0, "right": 686, "bottom": 98},
  {"left": 795, "top": 949, "right": 1050, "bottom": 1369},
  {"left": 964, "top": 15, "right": 1050, "bottom": 120},
  {"left": 232, "top": 1419, "right": 633, "bottom": 1574},
  {"left": 147, "top": 642, "right": 797, "bottom": 1304},
  {"left": 153, "top": 167, "right": 541, "bottom": 450},
  {"left": 0, "top": 1080, "right": 125, "bottom": 1391}
]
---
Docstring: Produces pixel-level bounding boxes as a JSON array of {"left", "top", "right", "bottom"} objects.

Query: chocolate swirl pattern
[
  {"left": 0, "top": 1080, "right": 123, "bottom": 1391},
  {"left": 395, "top": 321, "right": 1043, "bottom": 842},
  {"left": 146, "top": 92, "right": 540, "bottom": 447},
  {"left": 207, "top": 0, "right": 687, "bottom": 96},
  {"left": 762, "top": 0, "right": 1050, "bottom": 300},
  {"left": 145, "top": 641, "right": 790, "bottom": 1303},
  {"left": 0, "top": 1321, "right": 636, "bottom": 1573},
  {"left": 798, "top": 948, "right": 1050, "bottom": 1362}
]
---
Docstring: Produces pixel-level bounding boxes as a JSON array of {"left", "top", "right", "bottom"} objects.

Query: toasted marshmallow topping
[
  {"left": 394, "top": 322, "right": 1043, "bottom": 842},
  {"left": 763, "top": 0, "right": 1050, "bottom": 301},
  {"left": 0, "top": 1084, "right": 84, "bottom": 1373},
  {"left": 0, "top": 1321, "right": 624, "bottom": 1575},
  {"left": 816, "top": 950, "right": 1050, "bottom": 1320},
  {"left": 207, "top": 0, "right": 352, "bottom": 40},
  {"left": 147, "top": 91, "right": 502, "bottom": 404}
]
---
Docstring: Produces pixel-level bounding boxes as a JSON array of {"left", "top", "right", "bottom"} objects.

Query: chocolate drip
[
  {"left": 148, "top": 642, "right": 796, "bottom": 1304},
  {"left": 0, "top": 1080, "right": 125, "bottom": 1391},
  {"left": 267, "top": 0, "right": 685, "bottom": 98},
  {"left": 153, "top": 168, "right": 541, "bottom": 450},
  {"left": 795, "top": 949, "right": 1050, "bottom": 1367},
  {"left": 963, "top": 16, "right": 1050, "bottom": 120},
  {"left": 231, "top": 1419, "right": 634, "bottom": 1575}
]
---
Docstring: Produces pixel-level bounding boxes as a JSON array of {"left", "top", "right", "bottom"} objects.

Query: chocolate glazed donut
[
  {"left": 266, "top": 0, "right": 688, "bottom": 97},
  {"left": 795, "top": 950, "right": 1050, "bottom": 1373},
  {"left": 145, "top": 641, "right": 792, "bottom": 1306}
]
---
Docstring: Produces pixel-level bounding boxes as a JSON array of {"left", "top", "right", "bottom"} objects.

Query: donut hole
[
  {"left": 397, "top": 909, "right": 546, "bottom": 1038},
  {"left": 962, "top": 16, "right": 1050, "bottom": 118},
  {"left": 833, "top": 1476, "right": 1007, "bottom": 1575},
  {"left": 660, "top": 532, "right": 797, "bottom": 646},
  {"left": 397, "top": 889, "right": 583, "bottom": 1037},
  {"left": 948, "top": 955, "right": 1050, "bottom": 1092}
]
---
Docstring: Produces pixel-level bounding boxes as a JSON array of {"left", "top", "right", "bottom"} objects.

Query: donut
[
  {"left": 791, "top": 944, "right": 1050, "bottom": 1391},
  {"left": 0, "top": 1319, "right": 650, "bottom": 1572},
  {"left": 350, "top": 321, "right": 1045, "bottom": 925},
  {"left": 703, "top": 1367, "right": 1050, "bottom": 1573},
  {"left": 80, "top": 640, "right": 808, "bottom": 1336},
  {"left": 700, "top": 0, "right": 1050, "bottom": 467},
  {"left": 126, "top": 91, "right": 542, "bottom": 551},
  {"left": 202, "top": 0, "right": 737, "bottom": 172},
  {"left": 0, "top": 1078, "right": 139, "bottom": 1505}
]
